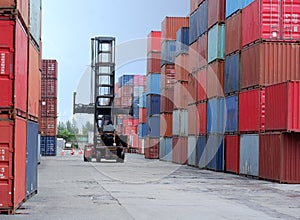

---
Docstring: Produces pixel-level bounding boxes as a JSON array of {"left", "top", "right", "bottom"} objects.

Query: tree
[
  {"left": 57, "top": 121, "right": 66, "bottom": 135},
  {"left": 82, "top": 121, "right": 94, "bottom": 135}
]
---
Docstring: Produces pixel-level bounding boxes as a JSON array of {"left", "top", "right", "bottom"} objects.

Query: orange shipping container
[
  {"left": 189, "top": 40, "right": 199, "bottom": 73},
  {"left": 175, "top": 54, "right": 189, "bottom": 82},
  {"left": 188, "top": 104, "right": 199, "bottom": 135},
  {"left": 174, "top": 81, "right": 188, "bottom": 110},
  {"left": 207, "top": 60, "right": 224, "bottom": 99},
  {"left": 139, "top": 108, "right": 146, "bottom": 124},
  {"left": 160, "top": 113, "right": 173, "bottom": 137},
  {"left": 161, "top": 17, "right": 189, "bottom": 41},
  {"left": 147, "top": 52, "right": 161, "bottom": 74},
  {"left": 147, "top": 31, "right": 161, "bottom": 54},
  {"left": 188, "top": 73, "right": 198, "bottom": 105},
  {"left": 39, "top": 117, "right": 57, "bottom": 136},
  {"left": 145, "top": 137, "right": 159, "bottom": 159}
]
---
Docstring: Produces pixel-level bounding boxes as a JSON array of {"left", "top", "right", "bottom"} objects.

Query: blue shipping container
[
  {"left": 240, "top": 134, "right": 259, "bottom": 176},
  {"left": 138, "top": 123, "right": 147, "bottom": 138},
  {"left": 40, "top": 136, "right": 57, "bottom": 156},
  {"left": 139, "top": 93, "right": 147, "bottom": 108},
  {"left": 225, "top": 95, "right": 239, "bottom": 133},
  {"left": 176, "top": 27, "right": 189, "bottom": 56},
  {"left": 159, "top": 137, "right": 172, "bottom": 162},
  {"left": 118, "top": 75, "right": 134, "bottom": 88},
  {"left": 189, "top": 10, "right": 198, "bottom": 45},
  {"left": 26, "top": 121, "right": 38, "bottom": 198},
  {"left": 160, "top": 137, "right": 166, "bottom": 159},
  {"left": 226, "top": 0, "right": 242, "bottom": 18},
  {"left": 242, "top": 0, "right": 254, "bottom": 9},
  {"left": 188, "top": 136, "right": 197, "bottom": 166},
  {"left": 208, "top": 24, "right": 225, "bottom": 63},
  {"left": 161, "top": 40, "right": 176, "bottom": 66},
  {"left": 146, "top": 73, "right": 161, "bottom": 95},
  {"left": 207, "top": 134, "right": 224, "bottom": 171},
  {"left": 147, "top": 115, "right": 160, "bottom": 138},
  {"left": 133, "top": 107, "right": 139, "bottom": 118},
  {"left": 224, "top": 53, "right": 240, "bottom": 94},
  {"left": 146, "top": 94, "right": 161, "bottom": 116},
  {"left": 197, "top": 135, "right": 207, "bottom": 168},
  {"left": 207, "top": 97, "right": 226, "bottom": 134},
  {"left": 165, "top": 138, "right": 172, "bottom": 162},
  {"left": 197, "top": 0, "right": 208, "bottom": 38}
]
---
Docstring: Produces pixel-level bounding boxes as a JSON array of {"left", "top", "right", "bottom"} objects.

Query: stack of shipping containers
[
  {"left": 138, "top": 92, "right": 146, "bottom": 154},
  {"left": 145, "top": 31, "right": 161, "bottom": 159},
  {"left": 0, "top": 0, "right": 41, "bottom": 213},
  {"left": 40, "top": 60, "right": 58, "bottom": 156}
]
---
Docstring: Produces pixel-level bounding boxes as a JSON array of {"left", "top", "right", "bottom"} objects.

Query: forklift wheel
[
  {"left": 96, "top": 151, "right": 101, "bottom": 162},
  {"left": 84, "top": 156, "right": 88, "bottom": 162}
]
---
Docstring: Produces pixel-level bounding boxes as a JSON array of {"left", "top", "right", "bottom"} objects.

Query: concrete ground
[{"left": 2, "top": 153, "right": 300, "bottom": 220}]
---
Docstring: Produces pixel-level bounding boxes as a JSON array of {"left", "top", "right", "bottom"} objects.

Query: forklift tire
[
  {"left": 117, "top": 152, "right": 125, "bottom": 163},
  {"left": 96, "top": 150, "right": 101, "bottom": 162},
  {"left": 84, "top": 156, "right": 88, "bottom": 162}
]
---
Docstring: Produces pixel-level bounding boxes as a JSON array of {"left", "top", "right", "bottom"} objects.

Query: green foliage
[
  {"left": 82, "top": 121, "right": 94, "bottom": 135},
  {"left": 57, "top": 120, "right": 78, "bottom": 144}
]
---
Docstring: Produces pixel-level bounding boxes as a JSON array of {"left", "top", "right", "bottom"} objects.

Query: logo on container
[{"left": 0, "top": 53, "right": 5, "bottom": 75}]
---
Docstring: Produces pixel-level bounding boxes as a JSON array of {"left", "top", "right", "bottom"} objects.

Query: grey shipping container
[
  {"left": 240, "top": 134, "right": 259, "bottom": 176},
  {"left": 188, "top": 136, "right": 197, "bottom": 166},
  {"left": 161, "top": 40, "right": 177, "bottom": 66},
  {"left": 147, "top": 115, "right": 160, "bottom": 138},
  {"left": 206, "top": 134, "right": 224, "bottom": 171},
  {"left": 197, "top": 135, "right": 207, "bottom": 168},
  {"left": 172, "top": 109, "right": 188, "bottom": 136},
  {"left": 30, "top": 0, "right": 41, "bottom": 46}
]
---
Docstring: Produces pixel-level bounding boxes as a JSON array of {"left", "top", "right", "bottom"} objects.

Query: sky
[{"left": 42, "top": 0, "right": 189, "bottom": 123}]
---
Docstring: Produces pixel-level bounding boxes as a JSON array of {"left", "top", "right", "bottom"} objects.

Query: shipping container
[
  {"left": 29, "top": 0, "right": 41, "bottom": 45},
  {"left": 0, "top": 116, "right": 26, "bottom": 213},
  {"left": 40, "top": 136, "right": 57, "bottom": 156},
  {"left": 172, "top": 137, "right": 188, "bottom": 165},
  {"left": 196, "top": 67, "right": 207, "bottom": 102},
  {"left": 196, "top": 135, "right": 207, "bottom": 168},
  {"left": 147, "top": 31, "right": 161, "bottom": 54},
  {"left": 120, "top": 96, "right": 132, "bottom": 107},
  {"left": 176, "top": 27, "right": 189, "bottom": 56},
  {"left": 139, "top": 93, "right": 146, "bottom": 108},
  {"left": 242, "top": 0, "right": 254, "bottom": 8},
  {"left": 240, "top": 134, "right": 259, "bottom": 176},
  {"left": 239, "top": 88, "right": 265, "bottom": 132},
  {"left": 42, "top": 60, "right": 58, "bottom": 79},
  {"left": 134, "top": 75, "right": 145, "bottom": 86},
  {"left": 242, "top": 0, "right": 300, "bottom": 47},
  {"left": 225, "top": 11, "right": 242, "bottom": 55},
  {"left": 40, "top": 98, "right": 57, "bottom": 117},
  {"left": 207, "top": 97, "right": 225, "bottom": 134},
  {"left": 146, "top": 73, "right": 161, "bottom": 95},
  {"left": 144, "top": 137, "right": 159, "bottom": 159},
  {"left": 189, "top": 10, "right": 198, "bottom": 45},
  {"left": 26, "top": 120, "right": 38, "bottom": 199},
  {"left": 161, "top": 64, "right": 175, "bottom": 90},
  {"left": 160, "top": 113, "right": 173, "bottom": 137},
  {"left": 160, "top": 88, "right": 174, "bottom": 113},
  {"left": 225, "top": 95, "right": 238, "bottom": 133},
  {"left": 208, "top": 0, "right": 226, "bottom": 29},
  {"left": 119, "top": 85, "right": 133, "bottom": 97},
  {"left": 259, "top": 133, "right": 300, "bottom": 183},
  {"left": 189, "top": 40, "right": 200, "bottom": 72},
  {"left": 172, "top": 109, "right": 188, "bottom": 137},
  {"left": 28, "top": 41, "right": 41, "bottom": 120},
  {"left": 161, "top": 17, "right": 189, "bottom": 41},
  {"left": 188, "top": 104, "right": 199, "bottom": 135},
  {"left": 224, "top": 53, "right": 240, "bottom": 94},
  {"left": 39, "top": 117, "right": 57, "bottom": 136},
  {"left": 147, "top": 115, "right": 160, "bottom": 138},
  {"left": 226, "top": 0, "right": 242, "bottom": 18},
  {"left": 118, "top": 75, "right": 134, "bottom": 88},
  {"left": 198, "top": 33, "right": 208, "bottom": 69},
  {"left": 138, "top": 138, "right": 145, "bottom": 154},
  {"left": 174, "top": 81, "right": 188, "bottom": 110},
  {"left": 0, "top": 18, "right": 28, "bottom": 114},
  {"left": 41, "top": 79, "right": 57, "bottom": 98},
  {"left": 146, "top": 95, "right": 160, "bottom": 116},
  {"left": 265, "top": 81, "right": 300, "bottom": 132},
  {"left": 206, "top": 134, "right": 224, "bottom": 171},
  {"left": 147, "top": 52, "right": 161, "bottom": 74},
  {"left": 207, "top": 60, "right": 224, "bottom": 99},
  {"left": 225, "top": 135, "right": 240, "bottom": 174},
  {"left": 175, "top": 54, "right": 189, "bottom": 82},
  {"left": 198, "top": 0, "right": 208, "bottom": 36},
  {"left": 188, "top": 73, "right": 198, "bottom": 105},
  {"left": 208, "top": 23, "right": 225, "bottom": 63},
  {"left": 188, "top": 136, "right": 197, "bottom": 166},
  {"left": 0, "top": 0, "right": 29, "bottom": 28},
  {"left": 133, "top": 86, "right": 144, "bottom": 98},
  {"left": 190, "top": 0, "right": 199, "bottom": 15},
  {"left": 159, "top": 137, "right": 172, "bottom": 162},
  {"left": 161, "top": 40, "right": 176, "bottom": 66},
  {"left": 197, "top": 102, "right": 207, "bottom": 135},
  {"left": 159, "top": 137, "right": 165, "bottom": 160},
  {"left": 139, "top": 108, "right": 146, "bottom": 124}
]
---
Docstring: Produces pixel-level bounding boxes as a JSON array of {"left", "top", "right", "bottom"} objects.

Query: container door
[
  {"left": 261, "top": 0, "right": 280, "bottom": 40},
  {"left": 281, "top": 0, "right": 300, "bottom": 40}
]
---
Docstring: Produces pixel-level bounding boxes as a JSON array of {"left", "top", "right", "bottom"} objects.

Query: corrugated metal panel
[
  {"left": 42, "top": 60, "right": 58, "bottom": 79},
  {"left": 138, "top": 124, "right": 147, "bottom": 138},
  {"left": 26, "top": 121, "right": 38, "bottom": 198},
  {"left": 239, "top": 88, "right": 265, "bottom": 132},
  {"left": 188, "top": 104, "right": 199, "bottom": 135},
  {"left": 189, "top": 40, "right": 199, "bottom": 72},
  {"left": 207, "top": 97, "right": 225, "bottom": 134},
  {"left": 0, "top": 0, "right": 29, "bottom": 27},
  {"left": 160, "top": 137, "right": 166, "bottom": 160},
  {"left": 147, "top": 115, "right": 160, "bottom": 138},
  {"left": 188, "top": 73, "right": 198, "bottom": 105},
  {"left": 282, "top": 0, "right": 300, "bottom": 40},
  {"left": 139, "top": 93, "right": 146, "bottom": 108},
  {"left": 198, "top": 33, "right": 208, "bottom": 68},
  {"left": 176, "top": 27, "right": 189, "bottom": 56},
  {"left": 161, "top": 64, "right": 175, "bottom": 90},
  {"left": 188, "top": 136, "right": 197, "bottom": 166},
  {"left": 174, "top": 81, "right": 188, "bottom": 110},
  {"left": 161, "top": 40, "right": 176, "bottom": 66},
  {"left": 118, "top": 75, "right": 134, "bottom": 88},
  {"left": 206, "top": 134, "right": 224, "bottom": 171},
  {"left": 172, "top": 137, "right": 188, "bottom": 165},
  {"left": 208, "top": 24, "right": 225, "bottom": 63},
  {"left": 197, "top": 67, "right": 207, "bottom": 102},
  {"left": 147, "top": 52, "right": 161, "bottom": 74},
  {"left": 225, "top": 135, "right": 240, "bottom": 174},
  {"left": 40, "top": 98, "right": 57, "bottom": 117},
  {"left": 190, "top": 0, "right": 199, "bottom": 15},
  {"left": 146, "top": 94, "right": 160, "bottom": 117},
  {"left": 161, "top": 17, "right": 189, "bottom": 41},
  {"left": 172, "top": 109, "right": 188, "bottom": 137},
  {"left": 197, "top": 102, "right": 207, "bottom": 135},
  {"left": 160, "top": 113, "right": 173, "bottom": 137},
  {"left": 208, "top": 0, "right": 226, "bottom": 29},
  {"left": 133, "top": 86, "right": 144, "bottom": 98},
  {"left": 226, "top": 0, "right": 242, "bottom": 18},
  {"left": 225, "top": 95, "right": 238, "bottom": 133},
  {"left": 242, "top": 0, "right": 254, "bottom": 8},
  {"left": 175, "top": 54, "right": 189, "bottom": 82},
  {"left": 145, "top": 137, "right": 159, "bottom": 159},
  {"left": 139, "top": 108, "right": 146, "bottom": 124},
  {"left": 225, "top": 11, "right": 242, "bottom": 55},
  {"left": 240, "top": 134, "right": 259, "bottom": 176},
  {"left": 265, "top": 81, "right": 300, "bottom": 132},
  {"left": 160, "top": 137, "right": 172, "bottom": 162},
  {"left": 41, "top": 79, "right": 57, "bottom": 98},
  {"left": 224, "top": 53, "right": 240, "bottom": 94},
  {"left": 147, "top": 31, "right": 161, "bottom": 53},
  {"left": 207, "top": 60, "right": 224, "bottom": 99},
  {"left": 134, "top": 75, "right": 145, "bottom": 86},
  {"left": 197, "top": 0, "right": 208, "bottom": 37},
  {"left": 29, "top": 0, "right": 41, "bottom": 45},
  {"left": 146, "top": 74, "right": 161, "bottom": 95},
  {"left": 39, "top": 117, "right": 57, "bottom": 136},
  {"left": 189, "top": 10, "right": 198, "bottom": 45},
  {"left": 197, "top": 135, "right": 207, "bottom": 168},
  {"left": 40, "top": 136, "right": 57, "bottom": 156},
  {"left": 160, "top": 88, "right": 174, "bottom": 113}
]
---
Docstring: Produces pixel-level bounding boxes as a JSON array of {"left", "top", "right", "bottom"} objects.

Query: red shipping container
[
  {"left": 121, "top": 96, "right": 132, "bottom": 107},
  {"left": 189, "top": 40, "right": 200, "bottom": 73},
  {"left": 0, "top": 18, "right": 28, "bottom": 114},
  {"left": 161, "top": 17, "right": 189, "bottom": 41},
  {"left": 208, "top": 0, "right": 226, "bottom": 29},
  {"left": 188, "top": 104, "right": 199, "bottom": 135},
  {"left": 139, "top": 108, "right": 146, "bottom": 124},
  {"left": 260, "top": 133, "right": 300, "bottom": 183},
  {"left": 265, "top": 81, "right": 300, "bottom": 132},
  {"left": 241, "top": 42, "right": 300, "bottom": 89},
  {"left": 114, "top": 97, "right": 121, "bottom": 107},
  {"left": 41, "top": 79, "right": 57, "bottom": 98},
  {"left": 28, "top": 41, "right": 41, "bottom": 120},
  {"left": 134, "top": 75, "right": 145, "bottom": 86},
  {"left": 160, "top": 87, "right": 174, "bottom": 113},
  {"left": 0, "top": 0, "right": 29, "bottom": 27},
  {"left": 207, "top": 60, "right": 224, "bottom": 99},
  {"left": 188, "top": 73, "right": 198, "bottom": 105},
  {"left": 0, "top": 116, "right": 26, "bottom": 212},
  {"left": 198, "top": 33, "right": 208, "bottom": 69},
  {"left": 147, "top": 52, "right": 161, "bottom": 74},
  {"left": 239, "top": 88, "right": 265, "bottom": 132},
  {"left": 172, "top": 137, "right": 188, "bottom": 165},
  {"left": 175, "top": 54, "right": 189, "bottom": 82},
  {"left": 190, "top": 0, "right": 199, "bottom": 14},
  {"left": 225, "top": 11, "right": 242, "bottom": 55},
  {"left": 161, "top": 64, "right": 175, "bottom": 90},
  {"left": 119, "top": 85, "right": 133, "bottom": 97},
  {"left": 174, "top": 81, "right": 188, "bottom": 110},
  {"left": 144, "top": 137, "right": 159, "bottom": 159},
  {"left": 39, "top": 117, "right": 57, "bottom": 136},
  {"left": 225, "top": 135, "right": 240, "bottom": 174},
  {"left": 160, "top": 113, "right": 173, "bottom": 137},
  {"left": 40, "top": 98, "right": 57, "bottom": 118},
  {"left": 197, "top": 102, "right": 207, "bottom": 135},
  {"left": 242, "top": 0, "right": 300, "bottom": 47},
  {"left": 197, "top": 67, "right": 207, "bottom": 102},
  {"left": 147, "top": 31, "right": 161, "bottom": 54},
  {"left": 42, "top": 60, "right": 58, "bottom": 79}
]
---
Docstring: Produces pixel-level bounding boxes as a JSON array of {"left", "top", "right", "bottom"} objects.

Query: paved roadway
[{"left": 2, "top": 152, "right": 300, "bottom": 220}]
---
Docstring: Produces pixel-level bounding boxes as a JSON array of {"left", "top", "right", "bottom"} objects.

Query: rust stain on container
[
  {"left": 225, "top": 11, "right": 242, "bottom": 55},
  {"left": 161, "top": 17, "right": 189, "bottom": 41}
]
